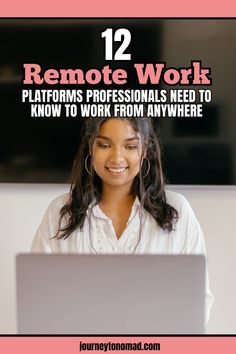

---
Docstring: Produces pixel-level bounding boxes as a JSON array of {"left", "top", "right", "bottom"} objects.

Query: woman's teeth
[{"left": 107, "top": 167, "right": 127, "bottom": 173}]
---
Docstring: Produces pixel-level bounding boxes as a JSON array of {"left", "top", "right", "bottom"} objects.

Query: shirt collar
[{"left": 89, "top": 196, "right": 141, "bottom": 221}]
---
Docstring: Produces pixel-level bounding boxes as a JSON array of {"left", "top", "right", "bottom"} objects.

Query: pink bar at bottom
[{"left": 1, "top": 336, "right": 236, "bottom": 354}]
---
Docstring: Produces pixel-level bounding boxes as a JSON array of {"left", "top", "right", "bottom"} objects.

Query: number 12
[{"left": 101, "top": 28, "right": 131, "bottom": 61}]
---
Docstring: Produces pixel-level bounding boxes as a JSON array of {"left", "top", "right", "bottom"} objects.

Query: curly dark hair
[{"left": 55, "top": 117, "right": 178, "bottom": 239}]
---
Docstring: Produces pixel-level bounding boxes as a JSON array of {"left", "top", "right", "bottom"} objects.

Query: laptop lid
[{"left": 16, "top": 254, "right": 205, "bottom": 334}]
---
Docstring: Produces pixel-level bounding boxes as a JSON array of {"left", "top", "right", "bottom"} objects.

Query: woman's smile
[{"left": 105, "top": 166, "right": 129, "bottom": 176}]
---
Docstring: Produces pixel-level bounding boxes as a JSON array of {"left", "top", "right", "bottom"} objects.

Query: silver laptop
[{"left": 16, "top": 254, "right": 205, "bottom": 334}]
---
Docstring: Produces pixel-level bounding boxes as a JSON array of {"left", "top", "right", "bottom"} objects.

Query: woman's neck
[
  {"left": 99, "top": 184, "right": 136, "bottom": 239},
  {"left": 100, "top": 184, "right": 135, "bottom": 209}
]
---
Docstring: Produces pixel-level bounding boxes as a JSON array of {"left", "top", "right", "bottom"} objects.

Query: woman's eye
[
  {"left": 98, "top": 143, "right": 110, "bottom": 149},
  {"left": 126, "top": 145, "right": 138, "bottom": 150}
]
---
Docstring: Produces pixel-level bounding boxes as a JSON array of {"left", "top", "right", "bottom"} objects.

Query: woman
[{"left": 32, "top": 116, "right": 213, "bottom": 322}]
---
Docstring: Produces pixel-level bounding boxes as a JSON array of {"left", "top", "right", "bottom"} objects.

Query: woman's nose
[{"left": 109, "top": 147, "right": 125, "bottom": 163}]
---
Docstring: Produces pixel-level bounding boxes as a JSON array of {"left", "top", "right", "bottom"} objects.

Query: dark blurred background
[{"left": 0, "top": 19, "right": 235, "bottom": 184}]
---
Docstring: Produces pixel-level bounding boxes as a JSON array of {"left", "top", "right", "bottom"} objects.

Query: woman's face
[{"left": 92, "top": 119, "right": 143, "bottom": 190}]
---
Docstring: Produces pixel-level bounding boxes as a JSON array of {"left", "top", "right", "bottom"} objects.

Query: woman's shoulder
[
  {"left": 31, "top": 193, "right": 71, "bottom": 252},
  {"left": 47, "top": 192, "right": 70, "bottom": 209},
  {"left": 44, "top": 193, "right": 70, "bottom": 220},
  {"left": 41, "top": 193, "right": 70, "bottom": 229},
  {"left": 165, "top": 189, "right": 202, "bottom": 234},
  {"left": 165, "top": 189, "right": 197, "bottom": 222},
  {"left": 165, "top": 189, "right": 190, "bottom": 210}
]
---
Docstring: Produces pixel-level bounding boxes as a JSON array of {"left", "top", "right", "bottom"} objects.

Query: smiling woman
[
  {"left": 31, "top": 116, "right": 214, "bottom": 322},
  {"left": 90, "top": 119, "right": 146, "bottom": 237},
  {"left": 92, "top": 120, "right": 142, "bottom": 188},
  {"left": 47, "top": 116, "right": 178, "bottom": 241}
]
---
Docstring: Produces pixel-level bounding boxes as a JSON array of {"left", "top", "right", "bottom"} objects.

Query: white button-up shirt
[{"left": 31, "top": 189, "right": 214, "bottom": 322}]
